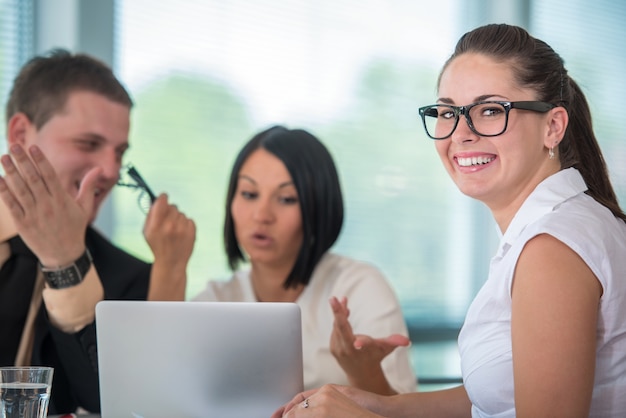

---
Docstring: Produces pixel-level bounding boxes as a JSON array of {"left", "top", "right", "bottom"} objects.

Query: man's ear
[{"left": 7, "top": 112, "right": 34, "bottom": 146}]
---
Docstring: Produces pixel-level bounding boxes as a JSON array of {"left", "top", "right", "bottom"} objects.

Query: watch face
[
  {"left": 44, "top": 265, "right": 82, "bottom": 288},
  {"left": 41, "top": 250, "right": 92, "bottom": 289}
]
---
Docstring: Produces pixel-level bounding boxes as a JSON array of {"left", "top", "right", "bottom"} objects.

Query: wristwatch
[{"left": 40, "top": 249, "right": 93, "bottom": 289}]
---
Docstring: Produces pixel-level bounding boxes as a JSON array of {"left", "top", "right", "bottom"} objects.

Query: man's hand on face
[{"left": 0, "top": 144, "right": 99, "bottom": 266}]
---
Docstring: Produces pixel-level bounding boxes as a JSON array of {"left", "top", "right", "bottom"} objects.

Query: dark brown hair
[
  {"left": 439, "top": 23, "right": 625, "bottom": 221},
  {"left": 6, "top": 49, "right": 133, "bottom": 128},
  {"left": 224, "top": 125, "right": 344, "bottom": 289}
]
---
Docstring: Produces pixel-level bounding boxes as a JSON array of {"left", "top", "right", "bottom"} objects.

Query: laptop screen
[{"left": 95, "top": 301, "right": 303, "bottom": 418}]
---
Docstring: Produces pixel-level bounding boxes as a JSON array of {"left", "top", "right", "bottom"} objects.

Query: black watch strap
[{"left": 40, "top": 249, "right": 93, "bottom": 289}]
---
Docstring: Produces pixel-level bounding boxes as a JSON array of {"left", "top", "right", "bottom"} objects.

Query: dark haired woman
[
  {"left": 193, "top": 125, "right": 417, "bottom": 395},
  {"left": 274, "top": 23, "right": 626, "bottom": 418}
]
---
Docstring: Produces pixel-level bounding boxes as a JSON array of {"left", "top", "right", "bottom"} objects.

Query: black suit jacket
[{"left": 31, "top": 227, "right": 151, "bottom": 414}]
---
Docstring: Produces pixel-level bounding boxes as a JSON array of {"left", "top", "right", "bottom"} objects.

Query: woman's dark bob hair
[{"left": 224, "top": 125, "right": 344, "bottom": 289}]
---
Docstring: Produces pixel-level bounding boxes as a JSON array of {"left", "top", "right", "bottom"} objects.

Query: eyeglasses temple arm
[{"left": 126, "top": 166, "right": 157, "bottom": 203}]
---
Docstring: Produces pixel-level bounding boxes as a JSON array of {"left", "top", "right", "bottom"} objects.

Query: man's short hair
[{"left": 5, "top": 48, "right": 133, "bottom": 128}]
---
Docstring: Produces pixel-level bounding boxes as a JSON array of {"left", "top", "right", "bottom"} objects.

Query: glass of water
[{"left": 0, "top": 367, "right": 53, "bottom": 418}]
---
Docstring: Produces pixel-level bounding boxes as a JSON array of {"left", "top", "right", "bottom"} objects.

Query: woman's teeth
[{"left": 457, "top": 156, "right": 495, "bottom": 167}]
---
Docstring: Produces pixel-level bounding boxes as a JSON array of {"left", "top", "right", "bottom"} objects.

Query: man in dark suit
[{"left": 0, "top": 50, "right": 196, "bottom": 414}]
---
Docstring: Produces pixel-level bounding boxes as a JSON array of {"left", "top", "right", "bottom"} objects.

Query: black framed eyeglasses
[
  {"left": 116, "top": 164, "right": 157, "bottom": 213},
  {"left": 418, "top": 101, "right": 557, "bottom": 140}
]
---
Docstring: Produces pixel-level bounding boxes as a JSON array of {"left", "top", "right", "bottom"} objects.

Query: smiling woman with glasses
[
  {"left": 273, "top": 23, "right": 626, "bottom": 418},
  {"left": 418, "top": 100, "right": 557, "bottom": 140}
]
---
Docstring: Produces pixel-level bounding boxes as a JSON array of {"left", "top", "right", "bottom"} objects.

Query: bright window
[
  {"left": 0, "top": 0, "right": 34, "bottom": 152},
  {"left": 113, "top": 0, "right": 468, "bottom": 385}
]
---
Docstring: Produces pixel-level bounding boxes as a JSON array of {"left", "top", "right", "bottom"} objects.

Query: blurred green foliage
[{"left": 110, "top": 58, "right": 467, "bottom": 321}]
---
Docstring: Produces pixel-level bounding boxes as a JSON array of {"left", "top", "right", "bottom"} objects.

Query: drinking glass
[{"left": 0, "top": 367, "right": 53, "bottom": 418}]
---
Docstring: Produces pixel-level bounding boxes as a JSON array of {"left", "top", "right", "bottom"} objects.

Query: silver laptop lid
[{"left": 95, "top": 301, "right": 303, "bottom": 418}]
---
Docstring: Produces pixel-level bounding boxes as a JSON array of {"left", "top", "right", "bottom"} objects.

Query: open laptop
[{"left": 95, "top": 301, "right": 303, "bottom": 418}]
